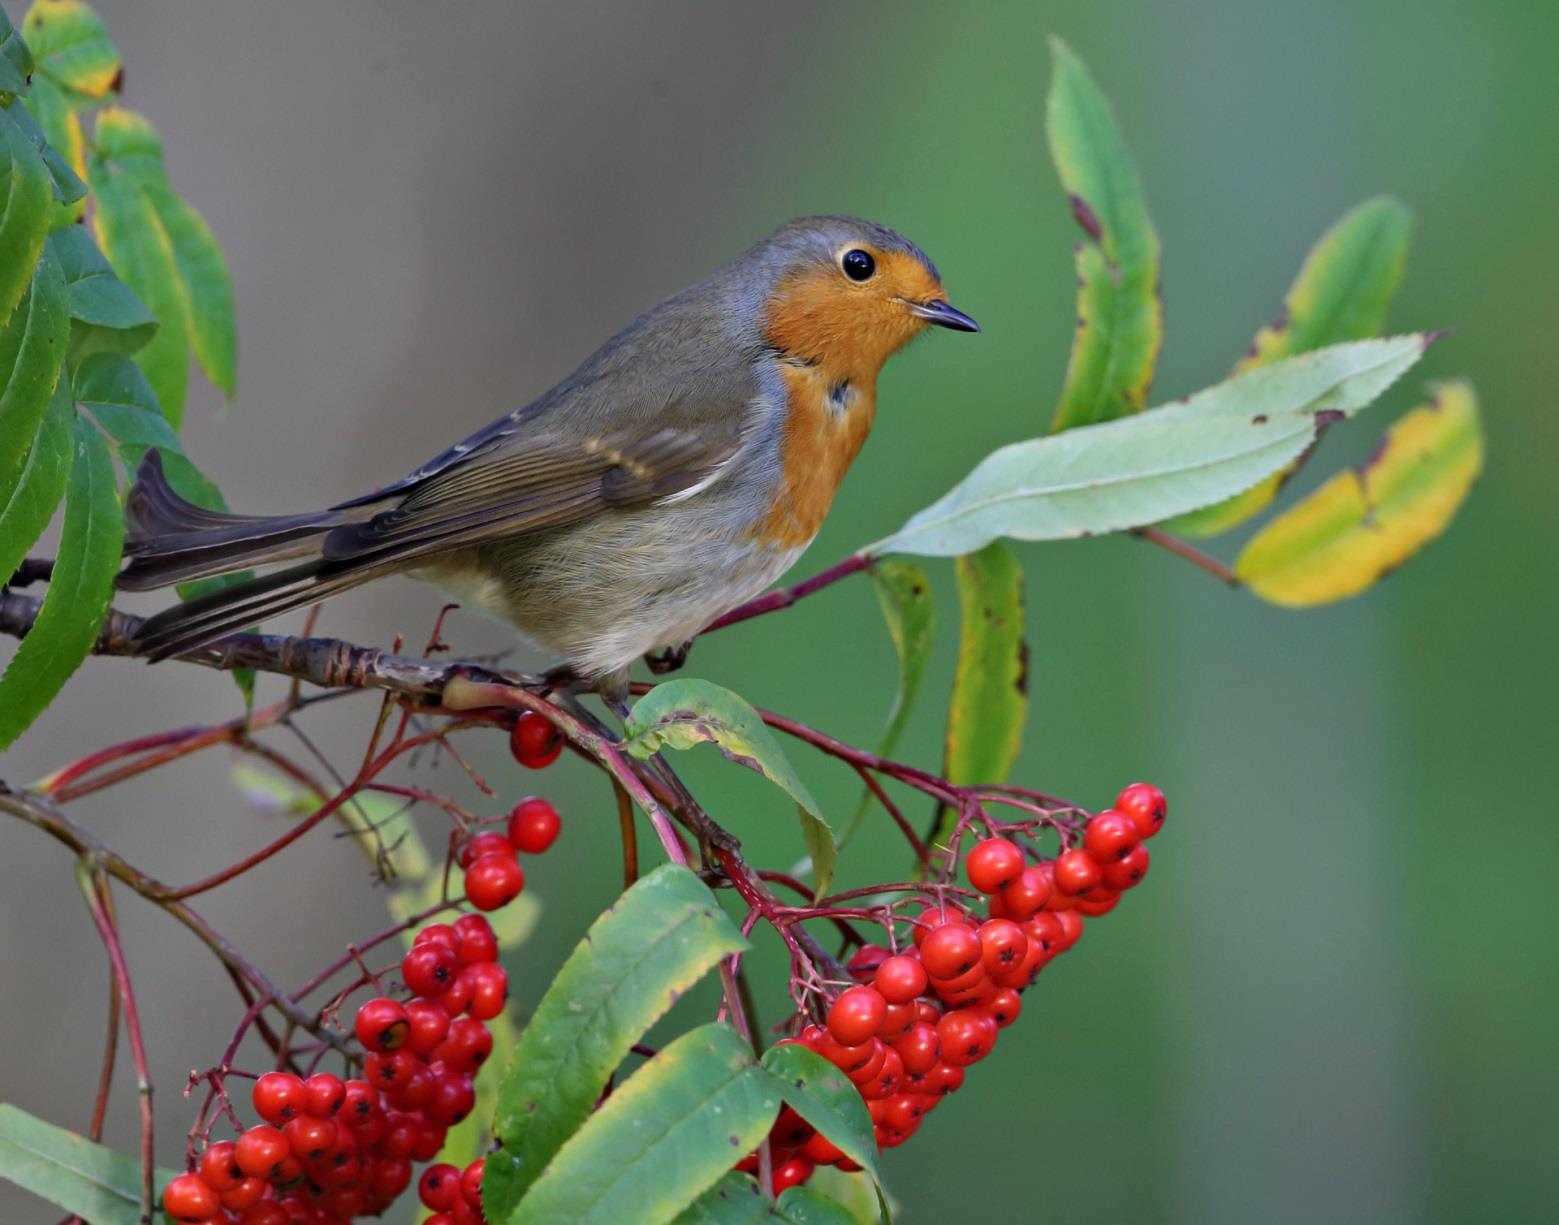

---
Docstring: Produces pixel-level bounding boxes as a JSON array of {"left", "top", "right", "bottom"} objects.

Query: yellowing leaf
[
  {"left": 1235, "top": 382, "right": 1482, "bottom": 606},
  {"left": 22, "top": 0, "right": 122, "bottom": 107}
]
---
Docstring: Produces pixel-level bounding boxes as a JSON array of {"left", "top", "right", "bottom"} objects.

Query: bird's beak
[{"left": 907, "top": 298, "right": 980, "bottom": 333}]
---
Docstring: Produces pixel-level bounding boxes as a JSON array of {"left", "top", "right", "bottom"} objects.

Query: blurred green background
[{"left": 2, "top": 1, "right": 1555, "bottom": 1222}]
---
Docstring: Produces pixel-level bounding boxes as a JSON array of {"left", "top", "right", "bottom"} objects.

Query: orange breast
[{"left": 754, "top": 364, "right": 877, "bottom": 550}]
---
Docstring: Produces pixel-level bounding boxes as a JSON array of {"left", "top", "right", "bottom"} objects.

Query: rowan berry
[
  {"left": 891, "top": 1022, "right": 941, "bottom": 1076},
  {"left": 462, "top": 961, "right": 509, "bottom": 1021},
  {"left": 977, "top": 918, "right": 1029, "bottom": 974},
  {"left": 435, "top": 970, "right": 475, "bottom": 1017},
  {"left": 1102, "top": 845, "right": 1151, "bottom": 891},
  {"left": 321, "top": 1186, "right": 366, "bottom": 1218},
  {"left": 877, "top": 1001, "right": 916, "bottom": 1039},
  {"left": 388, "top": 1059, "right": 436, "bottom": 1110},
  {"left": 252, "top": 1071, "right": 306, "bottom": 1125},
  {"left": 882, "top": 1093, "right": 926, "bottom": 1133},
  {"left": 507, "top": 796, "right": 562, "bottom": 853},
  {"left": 1083, "top": 810, "right": 1141, "bottom": 863},
  {"left": 510, "top": 712, "right": 562, "bottom": 768},
  {"left": 411, "top": 1124, "right": 448, "bottom": 1162},
  {"left": 453, "top": 913, "right": 500, "bottom": 965},
  {"left": 1054, "top": 848, "right": 1102, "bottom": 896},
  {"left": 827, "top": 986, "right": 888, "bottom": 1045},
  {"left": 965, "top": 836, "right": 1025, "bottom": 893},
  {"left": 354, "top": 996, "right": 409, "bottom": 1052},
  {"left": 989, "top": 987, "right": 1023, "bottom": 1027},
  {"left": 997, "top": 864, "right": 1051, "bottom": 920},
  {"left": 301, "top": 1072, "right": 345, "bottom": 1119},
  {"left": 801, "top": 1131, "right": 845, "bottom": 1165},
  {"left": 873, "top": 954, "right": 928, "bottom": 1004},
  {"left": 1075, "top": 889, "right": 1120, "bottom": 916},
  {"left": 219, "top": 1177, "right": 265, "bottom": 1211},
  {"left": 282, "top": 1115, "right": 337, "bottom": 1160},
  {"left": 457, "top": 831, "right": 514, "bottom": 869},
  {"left": 405, "top": 998, "right": 452, "bottom": 1056},
  {"left": 435, "top": 1017, "right": 494, "bottom": 1073},
  {"left": 798, "top": 1025, "right": 825, "bottom": 1051},
  {"left": 771, "top": 1105, "right": 814, "bottom": 1149},
  {"left": 818, "top": 1031, "right": 877, "bottom": 1075},
  {"left": 920, "top": 923, "right": 982, "bottom": 979},
  {"left": 340, "top": 1078, "right": 377, "bottom": 1124},
  {"left": 234, "top": 1125, "right": 290, "bottom": 1180},
  {"left": 403, "top": 941, "right": 460, "bottom": 998},
  {"left": 910, "top": 902, "right": 967, "bottom": 947},
  {"left": 1025, "top": 912, "right": 1065, "bottom": 955},
  {"left": 845, "top": 1039, "right": 888, "bottom": 1087},
  {"left": 237, "top": 1202, "right": 289, "bottom": 1225},
  {"left": 199, "top": 1140, "right": 243, "bottom": 1191},
  {"left": 1054, "top": 909, "right": 1084, "bottom": 949},
  {"left": 773, "top": 1156, "right": 814, "bottom": 1193},
  {"left": 925, "top": 1061, "right": 965, "bottom": 1096},
  {"left": 846, "top": 944, "right": 890, "bottom": 979},
  {"left": 428, "top": 1072, "right": 477, "bottom": 1127},
  {"left": 460, "top": 1157, "right": 486, "bottom": 1209},
  {"left": 420, "top": 1163, "right": 462, "bottom": 1211},
  {"left": 1116, "top": 782, "right": 1167, "bottom": 838},
  {"left": 378, "top": 1112, "right": 421, "bottom": 1159},
  {"left": 936, "top": 1009, "right": 997, "bottom": 1066},
  {"left": 162, "top": 1172, "right": 220, "bottom": 1223},
  {"left": 414, "top": 923, "right": 462, "bottom": 954},
  {"left": 464, "top": 852, "right": 524, "bottom": 911},
  {"left": 372, "top": 1157, "right": 414, "bottom": 1201}
]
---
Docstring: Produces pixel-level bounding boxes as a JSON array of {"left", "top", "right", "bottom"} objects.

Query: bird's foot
[{"left": 644, "top": 641, "right": 692, "bottom": 675}]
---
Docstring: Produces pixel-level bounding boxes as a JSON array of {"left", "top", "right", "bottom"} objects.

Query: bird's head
[{"left": 751, "top": 216, "right": 978, "bottom": 378}]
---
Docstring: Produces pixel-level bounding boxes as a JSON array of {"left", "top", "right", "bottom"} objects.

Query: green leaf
[
  {"left": 840, "top": 562, "right": 935, "bottom": 848},
  {"left": 0, "top": 414, "right": 121, "bottom": 749},
  {"left": 624, "top": 678, "right": 837, "bottom": 898},
  {"left": 0, "top": 8, "right": 33, "bottom": 97},
  {"left": 8, "top": 88, "right": 85, "bottom": 207},
  {"left": 89, "top": 147, "right": 188, "bottom": 425},
  {"left": 928, "top": 541, "right": 1027, "bottom": 847},
  {"left": 1236, "top": 380, "right": 1482, "bottom": 606},
  {"left": 805, "top": 1167, "right": 888, "bottom": 1225},
  {"left": 1046, "top": 37, "right": 1162, "bottom": 432},
  {"left": 0, "top": 1102, "right": 172, "bottom": 1225},
  {"left": 73, "top": 351, "right": 220, "bottom": 502},
  {"left": 774, "top": 1187, "right": 872, "bottom": 1225},
  {"left": 95, "top": 107, "right": 236, "bottom": 398},
  {"left": 869, "top": 336, "right": 1432, "bottom": 559},
  {"left": 484, "top": 865, "right": 749, "bottom": 1222},
  {"left": 22, "top": 0, "right": 121, "bottom": 107},
  {"left": 1165, "top": 196, "right": 1414, "bottom": 537},
  {"left": 759, "top": 1044, "right": 888, "bottom": 1222},
  {"left": 0, "top": 241, "right": 68, "bottom": 483},
  {"left": 510, "top": 1023, "right": 779, "bottom": 1225},
  {"left": 0, "top": 106, "right": 54, "bottom": 324},
  {"left": 670, "top": 1173, "right": 776, "bottom": 1225},
  {"left": 50, "top": 226, "right": 157, "bottom": 359},
  {"left": 0, "top": 371, "right": 71, "bottom": 586},
  {"left": 19, "top": 74, "right": 87, "bottom": 227}
]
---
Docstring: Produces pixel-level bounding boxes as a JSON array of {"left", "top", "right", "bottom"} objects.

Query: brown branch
[{"left": 1131, "top": 526, "right": 1240, "bottom": 586}]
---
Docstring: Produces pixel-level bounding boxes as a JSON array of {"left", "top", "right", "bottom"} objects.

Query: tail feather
[{"left": 118, "top": 450, "right": 348, "bottom": 591}]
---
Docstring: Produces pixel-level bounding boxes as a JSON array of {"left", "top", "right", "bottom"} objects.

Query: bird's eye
[{"left": 841, "top": 248, "right": 875, "bottom": 282}]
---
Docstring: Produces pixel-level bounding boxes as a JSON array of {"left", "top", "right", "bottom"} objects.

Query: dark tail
[{"left": 120, "top": 450, "right": 380, "bottom": 660}]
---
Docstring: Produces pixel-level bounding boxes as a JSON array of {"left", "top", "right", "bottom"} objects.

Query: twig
[
  {"left": 704, "top": 552, "right": 872, "bottom": 632},
  {"left": 613, "top": 779, "right": 638, "bottom": 888},
  {"left": 1131, "top": 526, "right": 1240, "bottom": 586}
]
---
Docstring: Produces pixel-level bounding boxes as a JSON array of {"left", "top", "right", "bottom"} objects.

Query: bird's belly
[{"left": 423, "top": 503, "right": 806, "bottom": 678}]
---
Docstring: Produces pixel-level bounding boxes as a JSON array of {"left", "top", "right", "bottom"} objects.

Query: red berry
[
  {"left": 1054, "top": 909, "right": 1085, "bottom": 949},
  {"left": 461, "top": 1157, "right": 486, "bottom": 1209},
  {"left": 321, "top": 1186, "right": 366, "bottom": 1219},
  {"left": 415, "top": 923, "right": 462, "bottom": 954},
  {"left": 846, "top": 944, "right": 890, "bottom": 980},
  {"left": 420, "top": 1159, "right": 461, "bottom": 1209},
  {"left": 354, "top": 996, "right": 409, "bottom": 1052},
  {"left": 827, "top": 986, "right": 888, "bottom": 1045},
  {"left": 771, "top": 1105, "right": 814, "bottom": 1149},
  {"left": 928, "top": 961, "right": 986, "bottom": 999},
  {"left": 977, "top": 918, "right": 1029, "bottom": 974},
  {"left": 252, "top": 1071, "right": 306, "bottom": 1125},
  {"left": 301, "top": 1072, "right": 345, "bottom": 1119},
  {"left": 510, "top": 712, "right": 562, "bottom": 768},
  {"left": 435, "top": 1017, "right": 494, "bottom": 1073},
  {"left": 282, "top": 1115, "right": 337, "bottom": 1160},
  {"left": 405, "top": 998, "right": 452, "bottom": 1055},
  {"left": 1074, "top": 888, "right": 1121, "bottom": 916},
  {"left": 220, "top": 1177, "right": 265, "bottom": 1211},
  {"left": 818, "top": 1031, "right": 877, "bottom": 1074},
  {"left": 965, "top": 837, "right": 1025, "bottom": 893},
  {"left": 936, "top": 1009, "right": 997, "bottom": 1066},
  {"left": 412, "top": 1124, "right": 448, "bottom": 1162},
  {"left": 997, "top": 865, "right": 1051, "bottom": 920},
  {"left": 910, "top": 902, "right": 967, "bottom": 947},
  {"left": 877, "top": 1001, "right": 916, "bottom": 1039},
  {"left": 1102, "top": 844, "right": 1151, "bottom": 891},
  {"left": 773, "top": 1156, "right": 814, "bottom": 1193},
  {"left": 199, "top": 1141, "right": 243, "bottom": 1191},
  {"left": 891, "top": 1022, "right": 942, "bottom": 1075},
  {"left": 919, "top": 924, "right": 982, "bottom": 979},
  {"left": 436, "top": 970, "right": 475, "bottom": 1017},
  {"left": 371, "top": 1157, "right": 414, "bottom": 1201},
  {"left": 989, "top": 987, "right": 1023, "bottom": 1027},
  {"left": 1025, "top": 912, "right": 1065, "bottom": 955},
  {"left": 462, "top": 961, "right": 509, "bottom": 1021},
  {"left": 458, "top": 831, "right": 515, "bottom": 869},
  {"left": 925, "top": 1061, "right": 965, "bottom": 1096},
  {"left": 507, "top": 796, "right": 562, "bottom": 854},
  {"left": 1083, "top": 811, "right": 1141, "bottom": 863},
  {"left": 464, "top": 853, "right": 525, "bottom": 911},
  {"left": 389, "top": 1059, "right": 436, "bottom": 1110},
  {"left": 801, "top": 1131, "right": 845, "bottom": 1165},
  {"left": 403, "top": 941, "right": 461, "bottom": 998},
  {"left": 453, "top": 913, "right": 500, "bottom": 965},
  {"left": 1054, "top": 848, "right": 1102, "bottom": 896},
  {"left": 427, "top": 1071, "right": 477, "bottom": 1126},
  {"left": 379, "top": 1112, "right": 422, "bottom": 1159},
  {"left": 420, "top": 1163, "right": 462, "bottom": 1211},
  {"left": 873, "top": 954, "right": 928, "bottom": 1004},
  {"left": 234, "top": 1125, "right": 290, "bottom": 1180},
  {"left": 1116, "top": 782, "right": 1166, "bottom": 839},
  {"left": 163, "top": 1172, "right": 220, "bottom": 1223},
  {"left": 799, "top": 1024, "right": 825, "bottom": 1051},
  {"left": 237, "top": 1203, "right": 289, "bottom": 1225}
]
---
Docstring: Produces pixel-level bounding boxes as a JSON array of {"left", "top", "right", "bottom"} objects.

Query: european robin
[{"left": 121, "top": 216, "right": 978, "bottom": 695}]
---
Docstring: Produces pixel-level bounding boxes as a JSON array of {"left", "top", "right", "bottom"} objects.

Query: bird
[{"left": 119, "top": 215, "right": 979, "bottom": 698}]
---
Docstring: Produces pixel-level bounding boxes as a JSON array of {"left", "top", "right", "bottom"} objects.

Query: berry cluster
[
  {"left": 165, "top": 792, "right": 567, "bottom": 1225},
  {"left": 456, "top": 796, "right": 562, "bottom": 912},
  {"left": 737, "top": 783, "right": 1166, "bottom": 1188}
]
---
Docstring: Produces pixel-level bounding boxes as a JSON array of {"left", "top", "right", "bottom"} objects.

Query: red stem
[{"left": 703, "top": 553, "right": 871, "bottom": 632}]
